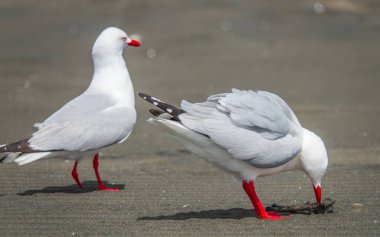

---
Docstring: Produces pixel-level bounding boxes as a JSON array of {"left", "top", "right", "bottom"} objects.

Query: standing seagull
[
  {"left": 138, "top": 89, "right": 328, "bottom": 220},
  {"left": 0, "top": 27, "right": 141, "bottom": 191}
]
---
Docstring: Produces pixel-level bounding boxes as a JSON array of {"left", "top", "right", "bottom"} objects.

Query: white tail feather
[
  {"left": 1, "top": 152, "right": 22, "bottom": 163},
  {"left": 15, "top": 152, "right": 52, "bottom": 165}
]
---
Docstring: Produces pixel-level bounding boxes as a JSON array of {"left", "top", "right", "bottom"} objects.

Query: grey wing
[
  {"left": 179, "top": 89, "right": 303, "bottom": 168},
  {"left": 35, "top": 93, "right": 116, "bottom": 128},
  {"left": 208, "top": 89, "right": 302, "bottom": 139},
  {"left": 29, "top": 106, "right": 136, "bottom": 151}
]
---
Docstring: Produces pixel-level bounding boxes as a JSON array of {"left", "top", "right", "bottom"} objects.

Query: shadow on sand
[
  {"left": 138, "top": 208, "right": 261, "bottom": 220},
  {"left": 138, "top": 201, "right": 334, "bottom": 220},
  {"left": 17, "top": 181, "right": 125, "bottom": 195}
]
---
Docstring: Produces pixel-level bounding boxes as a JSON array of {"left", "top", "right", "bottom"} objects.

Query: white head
[
  {"left": 300, "top": 128, "right": 328, "bottom": 205},
  {"left": 92, "top": 27, "right": 140, "bottom": 65}
]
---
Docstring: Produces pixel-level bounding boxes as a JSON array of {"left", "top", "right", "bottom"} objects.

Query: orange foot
[
  {"left": 259, "top": 211, "right": 289, "bottom": 220},
  {"left": 98, "top": 186, "right": 121, "bottom": 191}
]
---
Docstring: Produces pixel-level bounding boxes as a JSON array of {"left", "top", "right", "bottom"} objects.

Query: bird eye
[{"left": 121, "top": 37, "right": 127, "bottom": 43}]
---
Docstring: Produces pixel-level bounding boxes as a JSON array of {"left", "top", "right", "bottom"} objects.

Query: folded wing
[
  {"left": 30, "top": 106, "right": 136, "bottom": 151},
  {"left": 179, "top": 89, "right": 303, "bottom": 168}
]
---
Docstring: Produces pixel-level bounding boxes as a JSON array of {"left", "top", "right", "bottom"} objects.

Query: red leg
[
  {"left": 242, "top": 180, "right": 288, "bottom": 220},
  {"left": 71, "top": 160, "right": 83, "bottom": 189},
  {"left": 93, "top": 153, "right": 120, "bottom": 191},
  {"left": 313, "top": 184, "right": 322, "bottom": 206}
]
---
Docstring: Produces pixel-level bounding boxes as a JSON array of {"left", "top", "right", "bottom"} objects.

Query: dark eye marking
[{"left": 121, "top": 37, "right": 127, "bottom": 43}]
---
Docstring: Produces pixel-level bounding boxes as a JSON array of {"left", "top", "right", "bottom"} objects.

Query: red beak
[
  {"left": 313, "top": 184, "right": 322, "bottom": 206},
  {"left": 128, "top": 39, "right": 141, "bottom": 47}
]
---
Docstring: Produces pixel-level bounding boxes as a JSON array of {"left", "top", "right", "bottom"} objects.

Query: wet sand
[{"left": 0, "top": 1, "right": 379, "bottom": 236}]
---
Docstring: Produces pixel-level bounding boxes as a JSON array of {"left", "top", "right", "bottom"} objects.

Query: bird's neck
[
  {"left": 92, "top": 51, "right": 123, "bottom": 69},
  {"left": 88, "top": 54, "right": 135, "bottom": 108},
  {"left": 299, "top": 128, "right": 328, "bottom": 186}
]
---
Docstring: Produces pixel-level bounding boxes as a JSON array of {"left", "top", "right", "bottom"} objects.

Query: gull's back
[{"left": 178, "top": 89, "right": 303, "bottom": 168}]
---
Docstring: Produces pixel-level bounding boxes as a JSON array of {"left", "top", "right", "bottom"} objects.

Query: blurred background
[{"left": 0, "top": 0, "right": 379, "bottom": 236}]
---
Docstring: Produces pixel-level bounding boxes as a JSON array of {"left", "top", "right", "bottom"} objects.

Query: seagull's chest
[{"left": 91, "top": 73, "right": 135, "bottom": 107}]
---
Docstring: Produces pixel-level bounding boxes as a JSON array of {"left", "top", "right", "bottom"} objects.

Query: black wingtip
[
  {"left": 0, "top": 138, "right": 35, "bottom": 153},
  {"left": 138, "top": 91, "right": 185, "bottom": 120},
  {"left": 137, "top": 92, "right": 152, "bottom": 103},
  {"left": 149, "top": 109, "right": 164, "bottom": 116}
]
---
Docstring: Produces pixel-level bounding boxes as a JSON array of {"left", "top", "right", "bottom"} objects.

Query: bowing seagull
[{"left": 138, "top": 89, "right": 328, "bottom": 219}]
